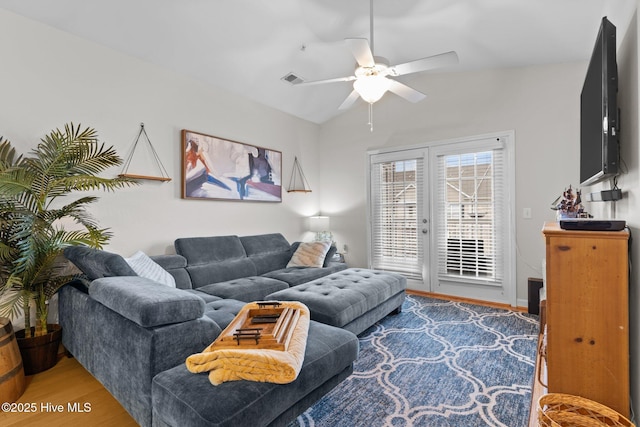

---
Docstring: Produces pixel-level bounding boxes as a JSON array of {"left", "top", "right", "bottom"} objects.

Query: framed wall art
[{"left": 182, "top": 130, "right": 282, "bottom": 202}]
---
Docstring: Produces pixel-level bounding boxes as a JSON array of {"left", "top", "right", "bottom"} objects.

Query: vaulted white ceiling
[{"left": 0, "top": 0, "right": 635, "bottom": 124}]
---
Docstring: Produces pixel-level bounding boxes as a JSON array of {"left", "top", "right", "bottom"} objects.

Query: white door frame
[
  {"left": 367, "top": 147, "right": 429, "bottom": 290},
  {"left": 367, "top": 130, "right": 516, "bottom": 306}
]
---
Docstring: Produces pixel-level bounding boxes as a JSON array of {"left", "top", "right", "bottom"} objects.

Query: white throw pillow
[
  {"left": 125, "top": 251, "right": 176, "bottom": 287},
  {"left": 287, "top": 241, "right": 331, "bottom": 268}
]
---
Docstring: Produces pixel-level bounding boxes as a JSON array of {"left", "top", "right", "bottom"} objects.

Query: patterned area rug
[{"left": 289, "top": 294, "right": 539, "bottom": 427}]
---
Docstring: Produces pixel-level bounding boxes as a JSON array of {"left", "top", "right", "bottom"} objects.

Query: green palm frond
[
  {"left": 0, "top": 241, "right": 13, "bottom": 261},
  {"left": 0, "top": 287, "right": 24, "bottom": 320},
  {"left": 0, "top": 123, "right": 138, "bottom": 335},
  {"left": 0, "top": 168, "right": 34, "bottom": 198},
  {"left": 0, "top": 138, "right": 22, "bottom": 172}
]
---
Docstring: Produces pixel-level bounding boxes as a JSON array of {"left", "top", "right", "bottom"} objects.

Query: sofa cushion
[
  {"left": 184, "top": 289, "right": 223, "bottom": 303},
  {"left": 263, "top": 262, "right": 348, "bottom": 287},
  {"left": 89, "top": 276, "right": 205, "bottom": 327},
  {"left": 202, "top": 299, "right": 246, "bottom": 330},
  {"left": 240, "top": 233, "right": 291, "bottom": 255},
  {"left": 176, "top": 235, "right": 259, "bottom": 287},
  {"left": 63, "top": 246, "right": 137, "bottom": 280},
  {"left": 266, "top": 268, "right": 406, "bottom": 328},
  {"left": 240, "top": 233, "right": 293, "bottom": 275},
  {"left": 151, "top": 254, "right": 188, "bottom": 270},
  {"left": 287, "top": 241, "right": 331, "bottom": 268},
  {"left": 186, "top": 258, "right": 258, "bottom": 288},
  {"left": 175, "top": 235, "right": 246, "bottom": 265},
  {"left": 151, "top": 321, "right": 359, "bottom": 427},
  {"left": 125, "top": 251, "right": 176, "bottom": 287},
  {"left": 151, "top": 254, "right": 193, "bottom": 290},
  {"left": 195, "top": 276, "right": 289, "bottom": 302}
]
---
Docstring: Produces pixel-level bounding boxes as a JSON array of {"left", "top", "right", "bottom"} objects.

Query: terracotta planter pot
[
  {"left": 16, "top": 324, "right": 62, "bottom": 375},
  {"left": 0, "top": 317, "right": 26, "bottom": 402}
]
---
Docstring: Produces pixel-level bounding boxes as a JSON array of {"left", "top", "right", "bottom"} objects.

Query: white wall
[
  {"left": 609, "top": 2, "right": 640, "bottom": 420},
  {"left": 318, "top": 62, "right": 586, "bottom": 305},
  {"left": 0, "top": 9, "right": 322, "bottom": 257}
]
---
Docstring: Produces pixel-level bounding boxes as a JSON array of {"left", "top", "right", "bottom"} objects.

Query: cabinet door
[{"left": 545, "top": 230, "right": 629, "bottom": 417}]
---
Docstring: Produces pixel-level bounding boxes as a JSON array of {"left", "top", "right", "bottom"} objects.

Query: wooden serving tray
[{"left": 210, "top": 302, "right": 301, "bottom": 351}]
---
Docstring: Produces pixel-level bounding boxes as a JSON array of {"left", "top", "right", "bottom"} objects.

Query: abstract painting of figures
[{"left": 181, "top": 130, "right": 282, "bottom": 202}]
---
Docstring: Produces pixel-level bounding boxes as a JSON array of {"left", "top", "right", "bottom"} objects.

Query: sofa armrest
[
  {"left": 59, "top": 283, "right": 221, "bottom": 427},
  {"left": 89, "top": 276, "right": 205, "bottom": 327}
]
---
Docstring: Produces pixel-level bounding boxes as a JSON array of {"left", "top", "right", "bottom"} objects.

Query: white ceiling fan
[{"left": 296, "top": 0, "right": 459, "bottom": 129}]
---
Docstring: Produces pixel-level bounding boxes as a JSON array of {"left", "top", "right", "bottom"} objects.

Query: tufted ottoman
[{"left": 265, "top": 268, "right": 406, "bottom": 336}]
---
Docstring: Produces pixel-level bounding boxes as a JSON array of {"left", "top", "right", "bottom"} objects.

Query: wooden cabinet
[{"left": 542, "top": 222, "right": 630, "bottom": 417}]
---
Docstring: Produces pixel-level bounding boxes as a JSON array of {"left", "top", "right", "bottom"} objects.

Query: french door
[
  {"left": 368, "top": 132, "right": 515, "bottom": 305},
  {"left": 369, "top": 148, "right": 429, "bottom": 286}
]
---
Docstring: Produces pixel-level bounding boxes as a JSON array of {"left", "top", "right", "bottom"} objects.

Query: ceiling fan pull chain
[{"left": 368, "top": 103, "right": 374, "bottom": 132}]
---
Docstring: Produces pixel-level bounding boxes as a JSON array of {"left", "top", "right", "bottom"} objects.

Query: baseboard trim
[{"left": 406, "top": 289, "right": 529, "bottom": 313}]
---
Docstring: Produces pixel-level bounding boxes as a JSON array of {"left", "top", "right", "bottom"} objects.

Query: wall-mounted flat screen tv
[{"left": 580, "top": 16, "right": 619, "bottom": 186}]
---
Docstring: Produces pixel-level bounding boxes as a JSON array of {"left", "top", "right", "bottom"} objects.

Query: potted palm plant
[{"left": 0, "top": 123, "right": 137, "bottom": 374}]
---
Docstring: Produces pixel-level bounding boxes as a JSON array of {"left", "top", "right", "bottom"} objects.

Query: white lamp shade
[
  {"left": 309, "top": 216, "right": 330, "bottom": 232},
  {"left": 353, "top": 75, "right": 391, "bottom": 104}
]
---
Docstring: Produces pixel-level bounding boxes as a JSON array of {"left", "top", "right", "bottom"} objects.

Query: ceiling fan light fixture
[
  {"left": 353, "top": 74, "right": 390, "bottom": 104},
  {"left": 291, "top": 0, "right": 458, "bottom": 128}
]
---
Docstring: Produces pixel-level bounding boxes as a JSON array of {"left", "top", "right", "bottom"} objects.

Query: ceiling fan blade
[
  {"left": 345, "top": 38, "right": 375, "bottom": 68},
  {"left": 387, "top": 80, "right": 426, "bottom": 103},
  {"left": 296, "top": 75, "right": 356, "bottom": 86},
  {"left": 338, "top": 90, "right": 361, "bottom": 110},
  {"left": 387, "top": 51, "right": 459, "bottom": 76}
]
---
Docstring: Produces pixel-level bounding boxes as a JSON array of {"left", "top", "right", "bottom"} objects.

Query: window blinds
[
  {"left": 435, "top": 148, "right": 505, "bottom": 285},
  {"left": 370, "top": 157, "right": 424, "bottom": 279}
]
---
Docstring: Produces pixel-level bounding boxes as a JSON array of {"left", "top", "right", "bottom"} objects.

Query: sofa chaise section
[
  {"left": 267, "top": 268, "right": 407, "bottom": 336},
  {"left": 152, "top": 321, "right": 359, "bottom": 427}
]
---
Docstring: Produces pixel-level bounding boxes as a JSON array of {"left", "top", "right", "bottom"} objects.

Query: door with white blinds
[
  {"left": 369, "top": 149, "right": 427, "bottom": 282},
  {"left": 368, "top": 132, "right": 515, "bottom": 305},
  {"left": 430, "top": 136, "right": 513, "bottom": 304}
]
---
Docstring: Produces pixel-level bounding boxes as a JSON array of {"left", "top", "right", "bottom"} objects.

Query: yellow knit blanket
[{"left": 185, "top": 301, "right": 310, "bottom": 386}]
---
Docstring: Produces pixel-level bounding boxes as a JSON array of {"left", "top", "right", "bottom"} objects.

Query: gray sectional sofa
[{"left": 60, "top": 233, "right": 406, "bottom": 427}]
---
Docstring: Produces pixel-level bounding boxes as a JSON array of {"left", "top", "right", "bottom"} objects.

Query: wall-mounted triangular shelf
[
  {"left": 287, "top": 156, "right": 311, "bottom": 193},
  {"left": 119, "top": 123, "right": 171, "bottom": 182}
]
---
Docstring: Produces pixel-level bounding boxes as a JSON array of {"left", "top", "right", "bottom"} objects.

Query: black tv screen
[{"left": 580, "top": 17, "right": 619, "bottom": 186}]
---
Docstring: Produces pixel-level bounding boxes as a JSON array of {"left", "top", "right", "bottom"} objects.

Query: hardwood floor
[{"left": 0, "top": 356, "right": 137, "bottom": 427}]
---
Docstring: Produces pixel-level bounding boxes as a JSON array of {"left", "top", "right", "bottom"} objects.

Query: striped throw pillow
[
  {"left": 287, "top": 241, "right": 331, "bottom": 268},
  {"left": 125, "top": 251, "right": 176, "bottom": 287}
]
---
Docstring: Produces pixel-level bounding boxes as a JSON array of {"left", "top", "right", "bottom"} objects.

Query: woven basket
[{"left": 538, "top": 394, "right": 635, "bottom": 427}]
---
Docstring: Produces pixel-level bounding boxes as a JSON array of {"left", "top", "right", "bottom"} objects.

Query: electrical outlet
[
  {"left": 343, "top": 244, "right": 348, "bottom": 254},
  {"left": 523, "top": 207, "right": 532, "bottom": 219}
]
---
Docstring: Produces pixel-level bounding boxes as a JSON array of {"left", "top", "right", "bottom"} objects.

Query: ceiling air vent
[{"left": 281, "top": 72, "right": 304, "bottom": 85}]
